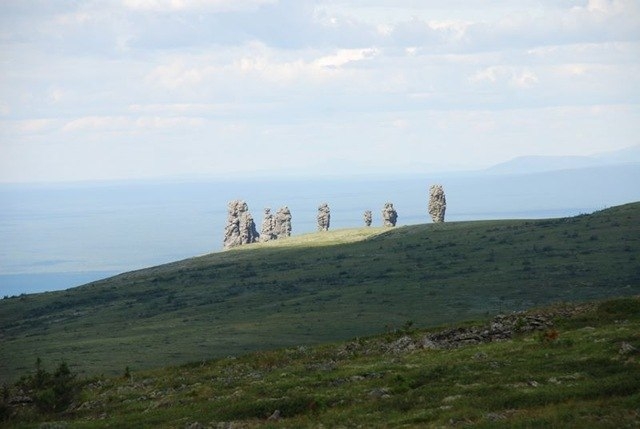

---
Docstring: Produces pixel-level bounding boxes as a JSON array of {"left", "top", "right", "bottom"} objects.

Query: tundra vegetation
[
  {"left": 1, "top": 203, "right": 638, "bottom": 385},
  {"left": 1, "top": 203, "right": 639, "bottom": 426},
  {"left": 1, "top": 297, "right": 639, "bottom": 427}
]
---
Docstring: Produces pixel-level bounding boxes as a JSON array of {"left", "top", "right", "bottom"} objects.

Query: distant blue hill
[{"left": 486, "top": 144, "right": 640, "bottom": 175}]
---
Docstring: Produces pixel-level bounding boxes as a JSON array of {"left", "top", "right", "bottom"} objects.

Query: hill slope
[
  {"left": 1, "top": 202, "right": 639, "bottom": 382},
  {"left": 4, "top": 296, "right": 640, "bottom": 428}
]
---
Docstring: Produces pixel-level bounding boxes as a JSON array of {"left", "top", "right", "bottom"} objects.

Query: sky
[{"left": 0, "top": 0, "right": 639, "bottom": 183}]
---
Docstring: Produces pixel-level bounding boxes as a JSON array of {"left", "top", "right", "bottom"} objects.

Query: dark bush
[{"left": 17, "top": 359, "right": 80, "bottom": 414}]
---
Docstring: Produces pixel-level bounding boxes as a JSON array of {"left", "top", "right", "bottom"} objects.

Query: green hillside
[
  {"left": 1, "top": 202, "right": 639, "bottom": 383},
  {"left": 3, "top": 296, "right": 640, "bottom": 427}
]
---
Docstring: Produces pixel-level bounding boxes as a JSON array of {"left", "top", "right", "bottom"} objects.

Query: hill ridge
[{"left": 1, "top": 202, "right": 639, "bottom": 383}]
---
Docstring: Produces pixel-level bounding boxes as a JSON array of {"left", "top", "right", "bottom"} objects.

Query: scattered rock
[
  {"left": 363, "top": 210, "right": 372, "bottom": 227},
  {"left": 473, "top": 352, "right": 488, "bottom": 360},
  {"left": 486, "top": 412, "right": 507, "bottom": 421},
  {"left": 317, "top": 203, "right": 330, "bottom": 231},
  {"left": 386, "top": 336, "right": 416, "bottom": 354},
  {"left": 442, "top": 394, "right": 462, "bottom": 403},
  {"left": 268, "top": 409, "right": 281, "bottom": 421},
  {"left": 368, "top": 388, "right": 391, "bottom": 399},
  {"left": 382, "top": 202, "right": 397, "bottom": 227},
  {"left": 9, "top": 395, "right": 33, "bottom": 405},
  {"left": 619, "top": 341, "right": 637, "bottom": 355},
  {"left": 399, "top": 312, "right": 554, "bottom": 351},
  {"left": 37, "top": 423, "right": 69, "bottom": 429},
  {"left": 428, "top": 184, "right": 446, "bottom": 223},
  {"left": 421, "top": 338, "right": 440, "bottom": 350}
]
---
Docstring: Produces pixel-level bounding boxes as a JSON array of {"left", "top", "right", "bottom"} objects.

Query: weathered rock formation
[
  {"left": 364, "top": 210, "right": 372, "bottom": 227},
  {"left": 382, "top": 203, "right": 397, "bottom": 227},
  {"left": 418, "top": 313, "right": 552, "bottom": 351},
  {"left": 428, "top": 184, "right": 446, "bottom": 223},
  {"left": 260, "top": 208, "right": 277, "bottom": 242},
  {"left": 223, "top": 200, "right": 260, "bottom": 249},
  {"left": 274, "top": 206, "right": 292, "bottom": 238},
  {"left": 317, "top": 203, "right": 330, "bottom": 231}
]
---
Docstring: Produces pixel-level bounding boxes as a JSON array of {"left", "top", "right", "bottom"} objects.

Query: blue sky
[{"left": 1, "top": 0, "right": 639, "bottom": 182}]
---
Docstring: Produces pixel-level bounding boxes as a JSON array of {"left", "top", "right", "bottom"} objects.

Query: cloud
[
  {"left": 61, "top": 115, "right": 205, "bottom": 133},
  {"left": 0, "top": 119, "right": 57, "bottom": 135},
  {"left": 144, "top": 44, "right": 380, "bottom": 93},
  {"left": 468, "top": 66, "right": 539, "bottom": 89},
  {"left": 121, "top": 0, "right": 276, "bottom": 13},
  {"left": 1, "top": 1, "right": 639, "bottom": 182}
]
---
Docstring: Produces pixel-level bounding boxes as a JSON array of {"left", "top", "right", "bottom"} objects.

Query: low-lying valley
[{"left": 1, "top": 202, "right": 639, "bottom": 427}]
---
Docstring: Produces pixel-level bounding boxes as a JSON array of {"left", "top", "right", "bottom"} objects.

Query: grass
[
  {"left": 0, "top": 202, "right": 639, "bottom": 384},
  {"left": 3, "top": 296, "right": 640, "bottom": 427}
]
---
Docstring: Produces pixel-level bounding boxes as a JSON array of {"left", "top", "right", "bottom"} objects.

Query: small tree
[{"left": 18, "top": 359, "right": 79, "bottom": 414}]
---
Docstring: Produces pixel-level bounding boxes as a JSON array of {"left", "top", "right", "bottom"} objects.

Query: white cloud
[
  {"left": 510, "top": 69, "right": 538, "bottom": 88},
  {"left": 0, "top": 118, "right": 57, "bottom": 134},
  {"left": 1, "top": 1, "right": 639, "bottom": 182},
  {"left": 121, "top": 0, "right": 276, "bottom": 13},
  {"left": 313, "top": 48, "right": 379, "bottom": 69},
  {"left": 468, "top": 66, "right": 539, "bottom": 89},
  {"left": 61, "top": 115, "right": 205, "bottom": 133}
]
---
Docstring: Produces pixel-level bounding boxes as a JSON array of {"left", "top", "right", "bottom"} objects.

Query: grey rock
[
  {"left": 387, "top": 335, "right": 416, "bottom": 353},
  {"left": 317, "top": 203, "right": 331, "bottom": 231},
  {"left": 428, "top": 184, "right": 446, "bottom": 223},
  {"left": 382, "top": 202, "right": 397, "bottom": 227},
  {"left": 223, "top": 200, "right": 259, "bottom": 249},
  {"left": 274, "top": 206, "right": 292, "bottom": 238},
  {"left": 260, "top": 208, "right": 277, "bottom": 242},
  {"left": 363, "top": 210, "right": 372, "bottom": 227},
  {"left": 619, "top": 341, "right": 637, "bottom": 355},
  {"left": 368, "top": 387, "right": 391, "bottom": 398},
  {"left": 268, "top": 409, "right": 281, "bottom": 420}
]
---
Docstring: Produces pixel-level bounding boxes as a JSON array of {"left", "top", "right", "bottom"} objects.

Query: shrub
[{"left": 17, "top": 359, "right": 80, "bottom": 414}]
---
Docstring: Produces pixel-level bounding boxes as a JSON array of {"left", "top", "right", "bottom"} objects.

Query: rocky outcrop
[
  {"left": 382, "top": 203, "right": 397, "bottom": 227},
  {"left": 386, "top": 313, "right": 553, "bottom": 354},
  {"left": 260, "top": 208, "right": 277, "bottom": 242},
  {"left": 274, "top": 206, "right": 292, "bottom": 238},
  {"left": 223, "top": 200, "right": 259, "bottom": 249},
  {"left": 428, "top": 184, "right": 446, "bottom": 223},
  {"left": 364, "top": 210, "right": 372, "bottom": 227},
  {"left": 317, "top": 203, "right": 330, "bottom": 231}
]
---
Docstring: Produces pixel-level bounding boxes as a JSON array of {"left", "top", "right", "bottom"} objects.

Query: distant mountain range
[{"left": 486, "top": 144, "right": 640, "bottom": 175}]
